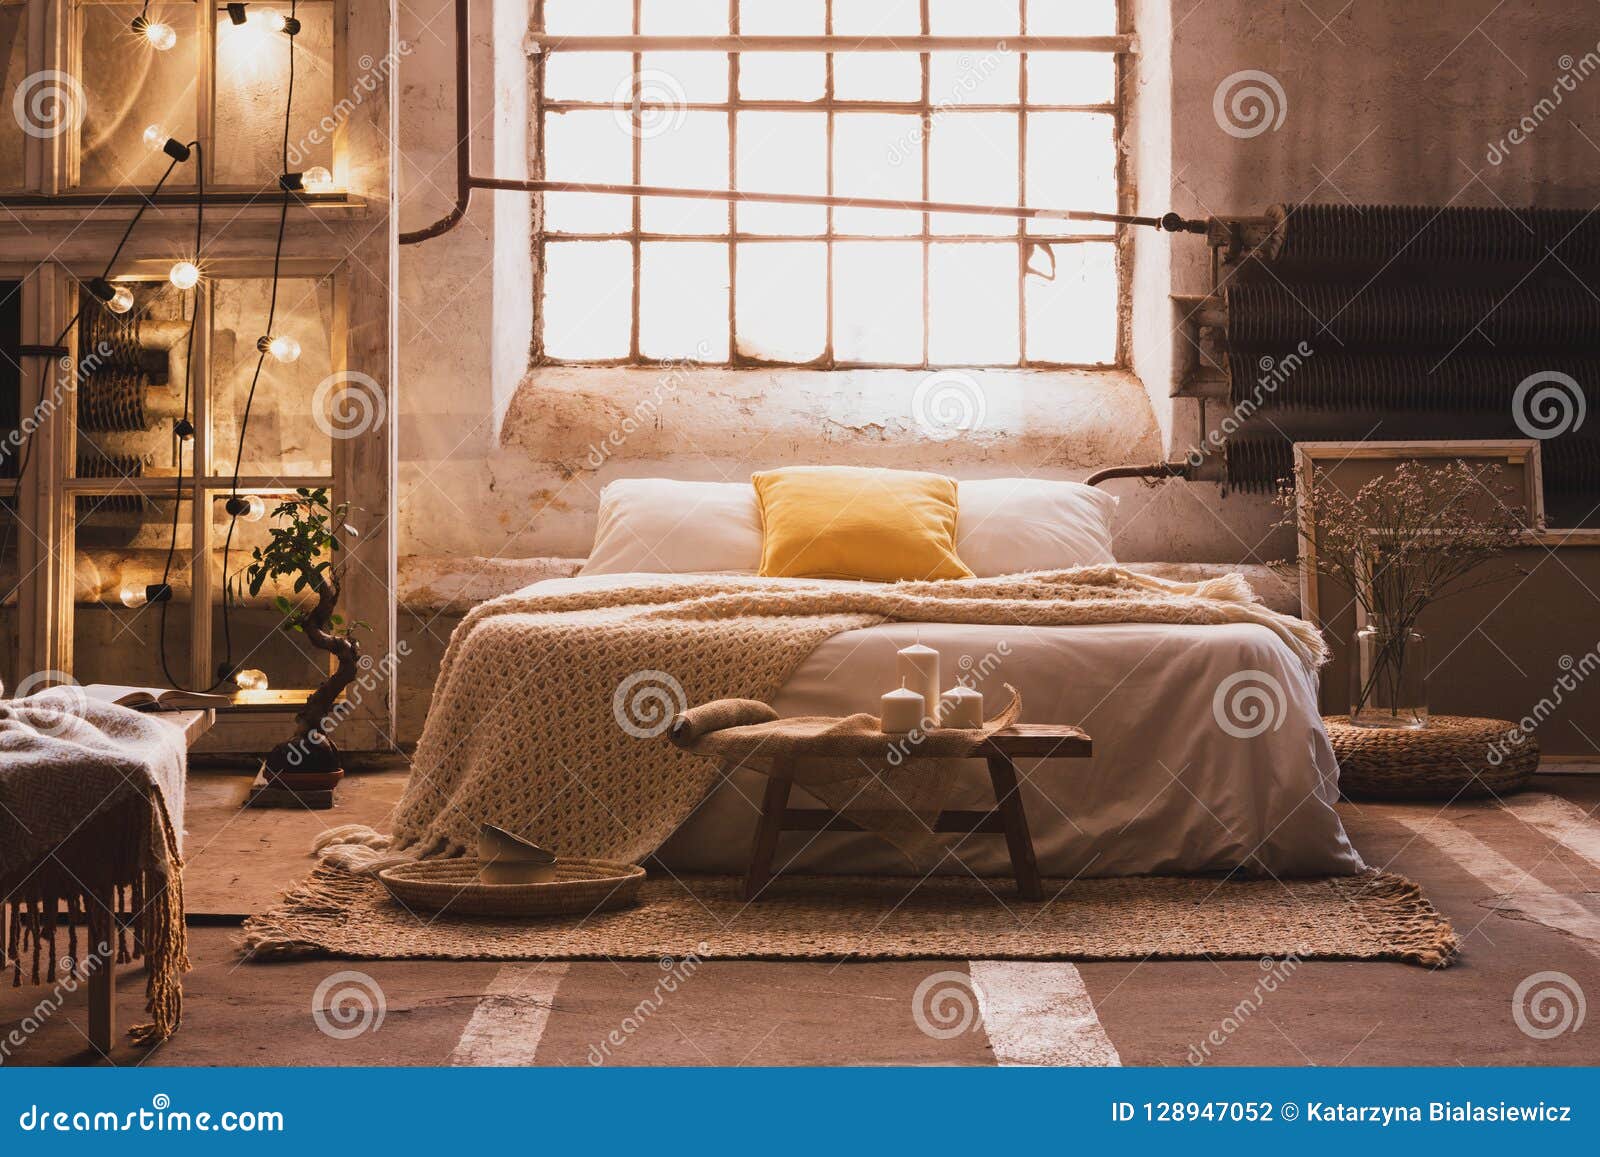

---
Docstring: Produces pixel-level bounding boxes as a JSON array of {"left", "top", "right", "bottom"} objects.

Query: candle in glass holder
[
  {"left": 940, "top": 684, "right": 984, "bottom": 729},
  {"left": 880, "top": 680, "right": 925, "bottom": 733},
  {"left": 896, "top": 642, "right": 940, "bottom": 727}
]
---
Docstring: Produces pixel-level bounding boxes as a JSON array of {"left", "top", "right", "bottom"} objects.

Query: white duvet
[{"left": 528, "top": 573, "right": 1365, "bottom": 879}]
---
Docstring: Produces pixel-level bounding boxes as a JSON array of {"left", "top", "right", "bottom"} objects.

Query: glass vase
[{"left": 1350, "top": 622, "right": 1428, "bottom": 729}]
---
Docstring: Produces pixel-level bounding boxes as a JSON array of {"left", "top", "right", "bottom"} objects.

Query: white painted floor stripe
[
  {"left": 447, "top": 963, "right": 569, "bottom": 1066},
  {"left": 970, "top": 961, "right": 1121, "bottom": 1067},
  {"left": 1391, "top": 813, "right": 1600, "bottom": 956},
  {"left": 1501, "top": 793, "right": 1600, "bottom": 872}
]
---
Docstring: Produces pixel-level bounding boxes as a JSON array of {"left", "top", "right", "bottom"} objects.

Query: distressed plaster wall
[
  {"left": 1151, "top": 0, "right": 1600, "bottom": 560},
  {"left": 392, "top": 0, "right": 1600, "bottom": 588}
]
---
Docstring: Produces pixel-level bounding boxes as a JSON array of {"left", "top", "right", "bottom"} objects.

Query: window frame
[
  {"left": 0, "top": 0, "right": 397, "bottom": 750},
  {"left": 529, "top": 0, "right": 1132, "bottom": 371}
]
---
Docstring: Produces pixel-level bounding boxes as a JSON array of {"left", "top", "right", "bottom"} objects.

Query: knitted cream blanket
[{"left": 317, "top": 567, "right": 1325, "bottom": 873}]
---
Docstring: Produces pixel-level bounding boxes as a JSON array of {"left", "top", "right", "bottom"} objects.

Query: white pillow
[
  {"left": 955, "top": 478, "right": 1118, "bottom": 576},
  {"left": 581, "top": 479, "right": 763, "bottom": 575}
]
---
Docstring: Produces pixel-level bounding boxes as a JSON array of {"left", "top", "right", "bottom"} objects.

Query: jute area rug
[{"left": 240, "top": 867, "right": 1458, "bottom": 968}]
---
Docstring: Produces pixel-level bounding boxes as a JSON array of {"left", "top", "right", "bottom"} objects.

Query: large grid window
[{"left": 534, "top": 0, "right": 1123, "bottom": 368}]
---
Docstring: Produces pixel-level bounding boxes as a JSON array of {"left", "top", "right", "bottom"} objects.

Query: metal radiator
[{"left": 1177, "top": 202, "right": 1600, "bottom": 525}]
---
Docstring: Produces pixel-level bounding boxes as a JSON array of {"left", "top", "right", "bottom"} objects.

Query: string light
[
  {"left": 87, "top": 278, "right": 135, "bottom": 314},
  {"left": 169, "top": 260, "right": 201, "bottom": 289},
  {"left": 234, "top": 669, "right": 270, "bottom": 691},
  {"left": 224, "top": 494, "right": 267, "bottom": 521},
  {"left": 143, "top": 124, "right": 192, "bottom": 162},
  {"left": 131, "top": 14, "right": 178, "bottom": 52},
  {"left": 119, "top": 583, "right": 173, "bottom": 609},
  {"left": 257, "top": 334, "right": 301, "bottom": 363},
  {"left": 254, "top": 8, "right": 288, "bottom": 33},
  {"left": 301, "top": 165, "right": 334, "bottom": 193}
]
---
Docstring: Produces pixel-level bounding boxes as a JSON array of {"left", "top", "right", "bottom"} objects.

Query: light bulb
[
  {"left": 119, "top": 583, "right": 148, "bottom": 609},
  {"left": 301, "top": 166, "right": 334, "bottom": 193},
  {"left": 255, "top": 9, "right": 287, "bottom": 33},
  {"left": 234, "top": 668, "right": 270, "bottom": 691},
  {"left": 266, "top": 335, "right": 301, "bottom": 363},
  {"left": 106, "top": 285, "right": 135, "bottom": 315},
  {"left": 144, "top": 21, "right": 177, "bottom": 51},
  {"left": 143, "top": 123, "right": 168, "bottom": 152},
  {"left": 169, "top": 261, "right": 200, "bottom": 290},
  {"left": 243, "top": 495, "right": 267, "bottom": 521}
]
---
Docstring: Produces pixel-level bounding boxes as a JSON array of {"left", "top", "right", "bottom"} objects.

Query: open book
[{"left": 84, "top": 684, "right": 230, "bottom": 712}]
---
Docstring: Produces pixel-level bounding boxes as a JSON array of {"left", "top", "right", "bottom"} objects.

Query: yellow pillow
[{"left": 752, "top": 466, "right": 973, "bottom": 582}]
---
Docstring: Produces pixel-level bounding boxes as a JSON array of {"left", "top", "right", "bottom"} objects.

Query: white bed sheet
[{"left": 525, "top": 573, "right": 1365, "bottom": 878}]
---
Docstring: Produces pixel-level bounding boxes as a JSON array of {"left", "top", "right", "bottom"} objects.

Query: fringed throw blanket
[
  {"left": 316, "top": 567, "right": 1326, "bottom": 876},
  {"left": 0, "top": 690, "right": 189, "bottom": 1044}
]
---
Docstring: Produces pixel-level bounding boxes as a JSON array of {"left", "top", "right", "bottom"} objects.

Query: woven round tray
[
  {"left": 378, "top": 858, "right": 646, "bottom": 917},
  {"left": 1324, "top": 714, "right": 1537, "bottom": 800}
]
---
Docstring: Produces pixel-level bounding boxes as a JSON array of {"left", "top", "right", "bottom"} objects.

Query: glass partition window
[
  {"left": 55, "top": 0, "right": 341, "bottom": 192},
  {"left": 535, "top": 0, "right": 1123, "bottom": 368}
]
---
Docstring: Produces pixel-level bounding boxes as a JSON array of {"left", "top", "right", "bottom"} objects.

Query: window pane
[
  {"left": 834, "top": 242, "right": 922, "bottom": 364},
  {"left": 544, "top": 110, "right": 633, "bottom": 233},
  {"left": 929, "top": 0, "right": 1018, "bottom": 34},
  {"left": 210, "top": 278, "right": 336, "bottom": 477},
  {"left": 833, "top": 0, "right": 920, "bottom": 35},
  {"left": 929, "top": 113, "right": 1018, "bottom": 235},
  {"left": 545, "top": 52, "right": 634, "bottom": 101},
  {"left": 739, "top": 54, "right": 825, "bottom": 100},
  {"left": 834, "top": 2, "right": 921, "bottom": 98},
  {"left": 930, "top": 243, "right": 1018, "bottom": 364},
  {"left": 213, "top": 492, "right": 337, "bottom": 693},
  {"left": 72, "top": 497, "right": 192, "bottom": 688},
  {"left": 1029, "top": 1, "right": 1118, "bottom": 36},
  {"left": 835, "top": 53, "right": 921, "bottom": 102},
  {"left": 545, "top": 0, "right": 631, "bottom": 34},
  {"left": 639, "top": 52, "right": 728, "bottom": 102},
  {"left": 642, "top": 0, "right": 727, "bottom": 34},
  {"left": 67, "top": 281, "right": 174, "bottom": 481},
  {"left": 78, "top": 3, "right": 199, "bottom": 189},
  {"left": 834, "top": 114, "right": 921, "bottom": 235},
  {"left": 740, "top": 0, "right": 823, "bottom": 32},
  {"left": 739, "top": 0, "right": 824, "bottom": 98},
  {"left": 1026, "top": 112, "right": 1115, "bottom": 236},
  {"left": 0, "top": 4, "right": 25, "bottom": 188},
  {"left": 737, "top": 243, "right": 826, "bottom": 362},
  {"left": 542, "top": 241, "right": 633, "bottom": 360},
  {"left": 1027, "top": 53, "right": 1115, "bottom": 105},
  {"left": 641, "top": 111, "right": 729, "bottom": 233},
  {"left": 736, "top": 112, "right": 826, "bottom": 234},
  {"left": 216, "top": 2, "right": 335, "bottom": 186},
  {"left": 931, "top": 49, "right": 1020, "bottom": 108},
  {"left": 1026, "top": 242, "right": 1116, "bottom": 364},
  {"left": 640, "top": 243, "right": 729, "bottom": 361}
]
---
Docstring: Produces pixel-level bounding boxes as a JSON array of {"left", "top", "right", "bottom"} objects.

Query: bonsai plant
[
  {"left": 241, "top": 487, "right": 368, "bottom": 787},
  {"left": 1278, "top": 459, "right": 1526, "bottom": 729}
]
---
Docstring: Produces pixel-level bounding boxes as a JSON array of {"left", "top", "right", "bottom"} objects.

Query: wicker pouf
[{"left": 1323, "top": 715, "right": 1538, "bottom": 800}]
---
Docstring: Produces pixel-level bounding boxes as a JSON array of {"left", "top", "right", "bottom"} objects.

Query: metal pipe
[
  {"left": 470, "top": 177, "right": 1172, "bottom": 229},
  {"left": 1084, "top": 462, "right": 1193, "bottom": 488},
  {"left": 528, "top": 35, "right": 1137, "bottom": 53},
  {"left": 398, "top": 0, "right": 1205, "bottom": 246}
]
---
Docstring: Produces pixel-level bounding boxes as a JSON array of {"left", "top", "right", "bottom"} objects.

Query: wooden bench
[
  {"left": 84, "top": 708, "right": 213, "bottom": 1054},
  {"left": 738, "top": 724, "right": 1092, "bottom": 902}
]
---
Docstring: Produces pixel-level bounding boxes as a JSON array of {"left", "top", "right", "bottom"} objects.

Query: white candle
[
  {"left": 896, "top": 642, "right": 941, "bottom": 727},
  {"left": 880, "top": 681, "right": 926, "bottom": 733},
  {"left": 940, "top": 684, "right": 984, "bottom": 729}
]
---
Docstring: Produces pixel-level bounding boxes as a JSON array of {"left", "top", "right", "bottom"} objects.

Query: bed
[
  {"left": 327, "top": 472, "right": 1363, "bottom": 882},
  {"left": 520, "top": 570, "right": 1365, "bottom": 879}
]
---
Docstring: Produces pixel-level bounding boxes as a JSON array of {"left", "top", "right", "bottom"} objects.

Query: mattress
[{"left": 529, "top": 573, "right": 1365, "bottom": 878}]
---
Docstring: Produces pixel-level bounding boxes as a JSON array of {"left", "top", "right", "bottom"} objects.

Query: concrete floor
[{"left": 4, "top": 767, "right": 1599, "bottom": 1067}]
